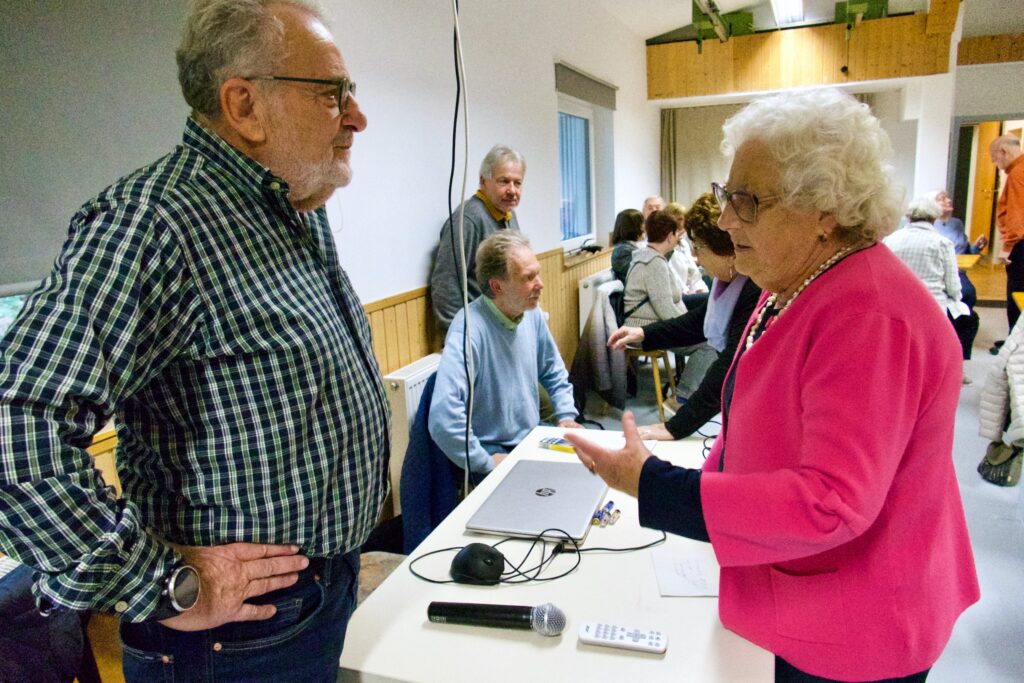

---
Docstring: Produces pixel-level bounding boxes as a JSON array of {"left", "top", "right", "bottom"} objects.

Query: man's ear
[
  {"left": 488, "top": 277, "right": 504, "bottom": 298},
  {"left": 218, "top": 78, "right": 268, "bottom": 144}
]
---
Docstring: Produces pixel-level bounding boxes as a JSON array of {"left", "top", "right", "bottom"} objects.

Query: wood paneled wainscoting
[{"left": 365, "top": 247, "right": 612, "bottom": 375}]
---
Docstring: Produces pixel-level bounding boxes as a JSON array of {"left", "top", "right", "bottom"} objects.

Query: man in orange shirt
[{"left": 992, "top": 134, "right": 1024, "bottom": 341}]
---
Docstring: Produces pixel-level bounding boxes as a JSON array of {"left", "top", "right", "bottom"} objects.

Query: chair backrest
[
  {"left": 578, "top": 268, "right": 618, "bottom": 334},
  {"left": 399, "top": 373, "right": 460, "bottom": 553}
]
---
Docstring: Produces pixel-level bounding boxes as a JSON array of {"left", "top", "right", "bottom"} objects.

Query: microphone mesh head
[{"left": 530, "top": 603, "right": 567, "bottom": 636}]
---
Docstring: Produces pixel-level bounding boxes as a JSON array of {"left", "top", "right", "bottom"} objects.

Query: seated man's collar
[{"left": 482, "top": 295, "right": 522, "bottom": 330}]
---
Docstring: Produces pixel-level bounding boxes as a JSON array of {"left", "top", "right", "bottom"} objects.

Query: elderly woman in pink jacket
[{"left": 567, "top": 89, "right": 979, "bottom": 683}]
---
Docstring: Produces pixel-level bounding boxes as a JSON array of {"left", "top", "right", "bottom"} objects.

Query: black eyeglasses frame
[{"left": 244, "top": 75, "right": 356, "bottom": 113}]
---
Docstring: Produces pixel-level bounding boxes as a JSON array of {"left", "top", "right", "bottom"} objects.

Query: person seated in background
[
  {"left": 622, "top": 211, "right": 685, "bottom": 325},
  {"left": 663, "top": 201, "right": 710, "bottom": 298},
  {"left": 934, "top": 189, "right": 987, "bottom": 256},
  {"left": 624, "top": 210, "right": 717, "bottom": 402},
  {"left": 608, "top": 192, "right": 761, "bottom": 440},
  {"left": 884, "top": 196, "right": 979, "bottom": 377},
  {"left": 933, "top": 188, "right": 983, "bottom": 311},
  {"left": 429, "top": 231, "right": 581, "bottom": 479},
  {"left": 642, "top": 195, "right": 665, "bottom": 218},
  {"left": 610, "top": 208, "right": 644, "bottom": 284}
]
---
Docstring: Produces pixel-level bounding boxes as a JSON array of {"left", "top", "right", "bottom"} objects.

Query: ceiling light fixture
[{"left": 770, "top": 0, "right": 804, "bottom": 27}]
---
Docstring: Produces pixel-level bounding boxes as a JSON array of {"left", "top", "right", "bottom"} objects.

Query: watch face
[{"left": 173, "top": 566, "right": 201, "bottom": 611}]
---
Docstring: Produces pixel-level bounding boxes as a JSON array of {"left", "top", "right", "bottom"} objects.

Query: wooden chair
[{"left": 623, "top": 347, "right": 677, "bottom": 421}]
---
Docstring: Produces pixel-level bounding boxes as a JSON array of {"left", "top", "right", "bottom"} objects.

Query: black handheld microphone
[{"left": 427, "top": 601, "right": 566, "bottom": 636}]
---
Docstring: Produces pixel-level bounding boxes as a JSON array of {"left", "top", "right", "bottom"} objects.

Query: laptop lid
[{"left": 465, "top": 460, "right": 608, "bottom": 542}]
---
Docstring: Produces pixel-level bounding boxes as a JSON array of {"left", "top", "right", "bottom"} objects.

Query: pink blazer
[{"left": 701, "top": 244, "right": 979, "bottom": 680}]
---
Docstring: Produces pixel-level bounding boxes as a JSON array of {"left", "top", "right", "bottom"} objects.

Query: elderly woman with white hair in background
[
  {"left": 932, "top": 189, "right": 986, "bottom": 256},
  {"left": 884, "top": 195, "right": 979, "bottom": 374},
  {"left": 567, "top": 88, "right": 979, "bottom": 683}
]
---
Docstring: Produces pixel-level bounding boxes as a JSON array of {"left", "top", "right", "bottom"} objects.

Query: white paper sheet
[
  {"left": 554, "top": 429, "right": 656, "bottom": 453},
  {"left": 651, "top": 545, "right": 720, "bottom": 596}
]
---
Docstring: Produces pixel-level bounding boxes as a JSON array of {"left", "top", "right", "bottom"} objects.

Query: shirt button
[
  {"left": 213, "top": 642, "right": 223, "bottom": 652},
  {"left": 114, "top": 601, "right": 128, "bottom": 613}
]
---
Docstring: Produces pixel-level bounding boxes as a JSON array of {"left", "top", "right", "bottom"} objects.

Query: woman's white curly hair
[{"left": 721, "top": 88, "right": 904, "bottom": 243}]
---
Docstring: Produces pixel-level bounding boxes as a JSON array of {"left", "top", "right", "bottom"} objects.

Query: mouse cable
[
  {"left": 495, "top": 529, "right": 581, "bottom": 583},
  {"left": 407, "top": 544, "right": 465, "bottom": 584}
]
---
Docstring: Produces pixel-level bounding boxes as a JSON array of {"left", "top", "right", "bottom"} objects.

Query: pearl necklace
[{"left": 745, "top": 246, "right": 855, "bottom": 350}]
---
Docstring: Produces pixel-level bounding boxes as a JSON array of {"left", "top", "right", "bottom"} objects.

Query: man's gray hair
[
  {"left": 476, "top": 231, "right": 531, "bottom": 297},
  {"left": 176, "top": 0, "right": 323, "bottom": 118},
  {"left": 906, "top": 196, "right": 941, "bottom": 223},
  {"left": 480, "top": 145, "right": 526, "bottom": 179}
]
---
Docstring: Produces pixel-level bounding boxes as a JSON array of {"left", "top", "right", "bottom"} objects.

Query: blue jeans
[{"left": 120, "top": 550, "right": 359, "bottom": 683}]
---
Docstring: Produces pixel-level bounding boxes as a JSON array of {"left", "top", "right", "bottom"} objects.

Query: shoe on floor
[{"left": 990, "top": 340, "right": 1005, "bottom": 355}]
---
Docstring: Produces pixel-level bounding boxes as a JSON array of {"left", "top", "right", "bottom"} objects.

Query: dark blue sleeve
[{"left": 637, "top": 456, "right": 709, "bottom": 542}]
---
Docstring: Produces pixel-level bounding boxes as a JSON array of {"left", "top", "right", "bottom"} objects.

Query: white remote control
[{"left": 578, "top": 622, "right": 667, "bottom": 654}]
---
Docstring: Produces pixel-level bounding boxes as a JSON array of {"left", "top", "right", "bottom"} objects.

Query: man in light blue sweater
[{"left": 429, "top": 232, "right": 581, "bottom": 476}]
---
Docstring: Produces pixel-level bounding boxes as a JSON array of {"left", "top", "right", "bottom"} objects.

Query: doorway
[{"left": 949, "top": 116, "right": 1024, "bottom": 304}]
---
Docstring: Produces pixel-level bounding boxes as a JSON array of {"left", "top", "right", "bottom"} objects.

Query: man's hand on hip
[{"left": 160, "top": 542, "right": 307, "bottom": 632}]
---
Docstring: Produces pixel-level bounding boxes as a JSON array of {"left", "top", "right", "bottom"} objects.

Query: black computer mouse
[{"left": 450, "top": 543, "right": 506, "bottom": 585}]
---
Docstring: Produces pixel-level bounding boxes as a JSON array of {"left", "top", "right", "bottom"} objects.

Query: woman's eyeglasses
[{"left": 711, "top": 182, "right": 779, "bottom": 224}]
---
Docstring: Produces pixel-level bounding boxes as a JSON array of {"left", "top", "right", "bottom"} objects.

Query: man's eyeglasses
[
  {"left": 711, "top": 181, "right": 779, "bottom": 224},
  {"left": 245, "top": 76, "right": 356, "bottom": 113}
]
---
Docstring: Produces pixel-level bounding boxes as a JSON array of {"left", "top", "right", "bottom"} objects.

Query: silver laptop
[{"left": 465, "top": 460, "right": 609, "bottom": 542}]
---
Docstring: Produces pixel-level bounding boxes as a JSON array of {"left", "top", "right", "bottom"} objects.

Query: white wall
[
  {"left": 0, "top": 1, "right": 660, "bottom": 303},
  {"left": 897, "top": 74, "right": 956, "bottom": 200},
  {"left": 955, "top": 63, "right": 1024, "bottom": 120},
  {"left": 871, "top": 89, "right": 918, "bottom": 208},
  {"left": 0, "top": 1, "right": 188, "bottom": 291},
  {"left": 326, "top": 0, "right": 660, "bottom": 301}
]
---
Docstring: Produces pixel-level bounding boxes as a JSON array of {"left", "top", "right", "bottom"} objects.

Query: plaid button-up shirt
[{"left": 0, "top": 118, "right": 390, "bottom": 621}]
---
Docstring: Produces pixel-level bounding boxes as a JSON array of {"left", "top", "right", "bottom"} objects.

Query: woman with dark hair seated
[
  {"left": 609, "top": 192, "right": 760, "bottom": 438},
  {"left": 621, "top": 210, "right": 686, "bottom": 325},
  {"left": 610, "top": 209, "right": 644, "bottom": 284}
]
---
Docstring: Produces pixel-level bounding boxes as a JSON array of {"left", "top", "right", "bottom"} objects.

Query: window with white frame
[{"left": 557, "top": 95, "right": 595, "bottom": 246}]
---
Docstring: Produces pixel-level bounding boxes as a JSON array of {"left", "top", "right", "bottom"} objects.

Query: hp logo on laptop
[{"left": 534, "top": 488, "right": 556, "bottom": 497}]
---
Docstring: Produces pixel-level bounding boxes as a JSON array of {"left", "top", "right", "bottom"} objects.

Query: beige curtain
[
  {"left": 664, "top": 104, "right": 743, "bottom": 208},
  {"left": 660, "top": 109, "right": 676, "bottom": 203}
]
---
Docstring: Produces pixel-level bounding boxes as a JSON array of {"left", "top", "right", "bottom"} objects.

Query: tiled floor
[{"left": 581, "top": 306, "right": 1024, "bottom": 682}]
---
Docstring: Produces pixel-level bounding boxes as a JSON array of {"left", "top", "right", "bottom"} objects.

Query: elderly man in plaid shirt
[{"left": 0, "top": 1, "right": 389, "bottom": 679}]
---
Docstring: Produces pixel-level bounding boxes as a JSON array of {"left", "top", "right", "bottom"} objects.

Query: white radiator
[
  {"left": 383, "top": 353, "right": 442, "bottom": 514},
  {"left": 578, "top": 268, "right": 618, "bottom": 335}
]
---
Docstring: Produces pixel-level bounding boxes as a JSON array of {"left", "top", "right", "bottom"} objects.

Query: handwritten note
[{"left": 651, "top": 546, "right": 720, "bottom": 596}]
